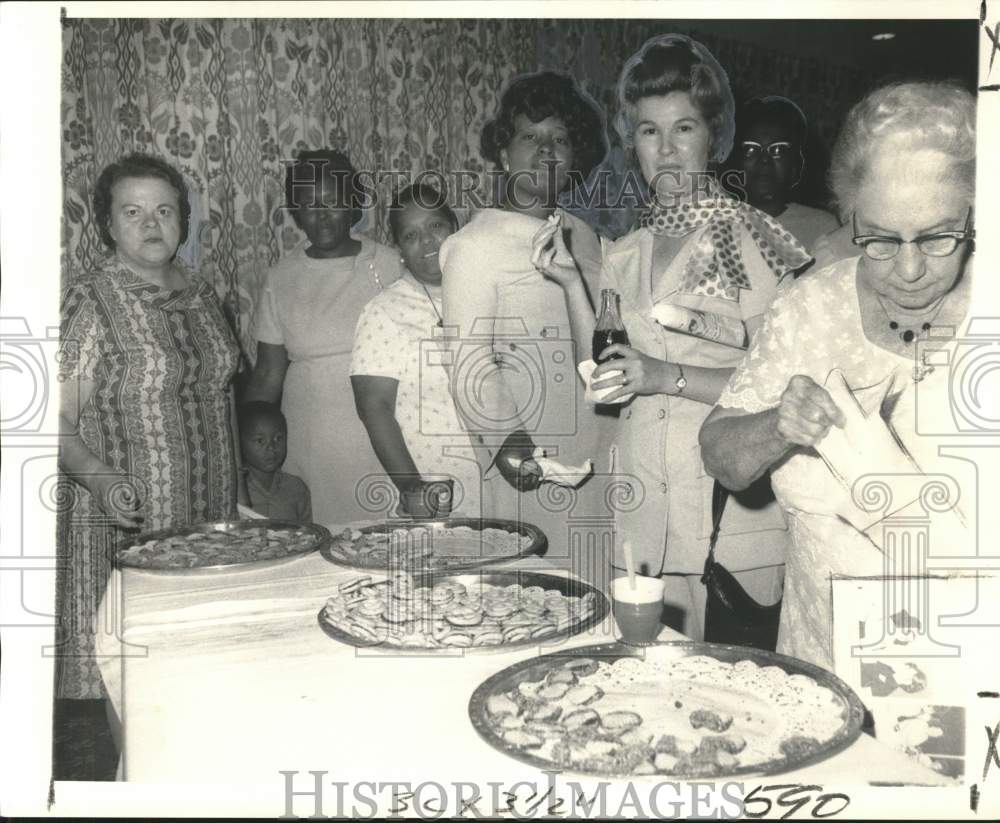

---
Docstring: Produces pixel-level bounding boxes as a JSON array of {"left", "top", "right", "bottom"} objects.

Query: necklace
[
  {"left": 873, "top": 293, "right": 947, "bottom": 345},
  {"left": 417, "top": 278, "right": 444, "bottom": 327}
]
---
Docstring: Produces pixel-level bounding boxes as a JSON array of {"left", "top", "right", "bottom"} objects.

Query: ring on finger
[{"left": 622, "top": 373, "right": 630, "bottom": 386}]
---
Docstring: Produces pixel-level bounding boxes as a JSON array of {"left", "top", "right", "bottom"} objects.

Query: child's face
[{"left": 241, "top": 417, "right": 287, "bottom": 473}]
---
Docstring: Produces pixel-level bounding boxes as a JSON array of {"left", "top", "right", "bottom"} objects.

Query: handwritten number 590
[{"left": 743, "top": 784, "right": 851, "bottom": 819}]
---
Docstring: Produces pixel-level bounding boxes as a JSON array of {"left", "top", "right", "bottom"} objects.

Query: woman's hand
[
  {"left": 398, "top": 478, "right": 454, "bottom": 519},
  {"left": 774, "top": 374, "right": 846, "bottom": 447},
  {"left": 86, "top": 472, "right": 144, "bottom": 530},
  {"left": 591, "top": 345, "right": 671, "bottom": 402},
  {"left": 494, "top": 430, "right": 544, "bottom": 492},
  {"left": 530, "top": 212, "right": 581, "bottom": 288}
]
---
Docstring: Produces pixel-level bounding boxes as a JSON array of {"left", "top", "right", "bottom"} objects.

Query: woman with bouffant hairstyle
[
  {"left": 480, "top": 70, "right": 608, "bottom": 196},
  {"left": 534, "top": 35, "right": 810, "bottom": 640},
  {"left": 440, "top": 70, "right": 611, "bottom": 546}
]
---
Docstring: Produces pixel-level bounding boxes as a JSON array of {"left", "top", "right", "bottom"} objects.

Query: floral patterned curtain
[
  {"left": 61, "top": 18, "right": 866, "bottom": 353},
  {"left": 61, "top": 18, "right": 537, "bottom": 354}
]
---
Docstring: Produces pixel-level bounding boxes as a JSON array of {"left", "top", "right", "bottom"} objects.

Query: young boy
[{"left": 239, "top": 401, "right": 312, "bottom": 523}]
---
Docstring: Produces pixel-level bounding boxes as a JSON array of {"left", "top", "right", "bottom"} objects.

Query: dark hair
[
  {"left": 238, "top": 401, "right": 286, "bottom": 432},
  {"left": 738, "top": 96, "right": 808, "bottom": 146},
  {"left": 480, "top": 71, "right": 608, "bottom": 188},
  {"left": 284, "top": 149, "right": 364, "bottom": 228},
  {"left": 615, "top": 34, "right": 736, "bottom": 163},
  {"left": 387, "top": 182, "right": 459, "bottom": 244},
  {"left": 93, "top": 153, "right": 191, "bottom": 250}
]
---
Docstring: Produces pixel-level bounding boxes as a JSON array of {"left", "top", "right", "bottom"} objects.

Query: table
[{"left": 95, "top": 545, "right": 950, "bottom": 794}]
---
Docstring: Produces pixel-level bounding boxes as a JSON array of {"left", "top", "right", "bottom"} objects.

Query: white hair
[{"left": 829, "top": 81, "right": 976, "bottom": 221}]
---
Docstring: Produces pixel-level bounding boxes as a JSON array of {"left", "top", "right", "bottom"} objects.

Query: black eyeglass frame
[
  {"left": 851, "top": 207, "right": 975, "bottom": 260},
  {"left": 738, "top": 140, "right": 799, "bottom": 161}
]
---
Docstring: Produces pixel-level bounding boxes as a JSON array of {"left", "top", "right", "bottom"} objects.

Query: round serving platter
[
  {"left": 317, "top": 570, "right": 609, "bottom": 654},
  {"left": 320, "top": 517, "right": 547, "bottom": 573},
  {"left": 468, "top": 640, "right": 866, "bottom": 779},
  {"left": 116, "top": 519, "right": 331, "bottom": 574}
]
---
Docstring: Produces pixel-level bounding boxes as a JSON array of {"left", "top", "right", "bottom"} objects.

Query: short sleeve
[
  {"left": 252, "top": 272, "right": 285, "bottom": 346},
  {"left": 718, "top": 284, "right": 806, "bottom": 413},
  {"left": 59, "top": 282, "right": 102, "bottom": 382},
  {"left": 350, "top": 298, "right": 404, "bottom": 380},
  {"left": 737, "top": 227, "right": 786, "bottom": 322}
]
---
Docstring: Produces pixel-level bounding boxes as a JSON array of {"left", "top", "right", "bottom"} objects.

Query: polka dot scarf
[{"left": 638, "top": 189, "right": 813, "bottom": 301}]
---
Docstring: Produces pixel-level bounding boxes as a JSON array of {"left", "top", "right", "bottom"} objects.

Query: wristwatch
[{"left": 673, "top": 363, "right": 687, "bottom": 394}]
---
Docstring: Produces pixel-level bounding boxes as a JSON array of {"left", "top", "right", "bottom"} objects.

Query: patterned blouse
[{"left": 59, "top": 259, "right": 240, "bottom": 530}]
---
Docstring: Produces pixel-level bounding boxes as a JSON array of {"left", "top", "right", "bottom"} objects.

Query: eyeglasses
[
  {"left": 739, "top": 140, "right": 797, "bottom": 161},
  {"left": 851, "top": 208, "right": 975, "bottom": 261}
]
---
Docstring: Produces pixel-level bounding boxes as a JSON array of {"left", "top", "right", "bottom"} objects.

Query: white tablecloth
[{"left": 95, "top": 547, "right": 950, "bottom": 789}]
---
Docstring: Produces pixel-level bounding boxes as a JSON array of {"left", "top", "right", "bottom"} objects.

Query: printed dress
[
  {"left": 57, "top": 260, "right": 239, "bottom": 698},
  {"left": 717, "top": 257, "right": 915, "bottom": 670}
]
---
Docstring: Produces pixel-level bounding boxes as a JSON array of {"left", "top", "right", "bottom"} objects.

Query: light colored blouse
[
  {"left": 718, "top": 257, "right": 915, "bottom": 669},
  {"left": 350, "top": 273, "right": 483, "bottom": 515},
  {"left": 251, "top": 237, "right": 402, "bottom": 525},
  {"left": 603, "top": 223, "right": 789, "bottom": 576}
]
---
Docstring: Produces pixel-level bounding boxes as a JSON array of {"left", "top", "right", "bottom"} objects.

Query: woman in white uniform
[{"left": 440, "top": 70, "right": 614, "bottom": 569}]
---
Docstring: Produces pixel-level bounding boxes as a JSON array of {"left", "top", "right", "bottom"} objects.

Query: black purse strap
[{"left": 703, "top": 480, "right": 730, "bottom": 578}]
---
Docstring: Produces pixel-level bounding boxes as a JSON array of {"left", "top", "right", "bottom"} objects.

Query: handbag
[{"left": 701, "top": 479, "right": 782, "bottom": 651}]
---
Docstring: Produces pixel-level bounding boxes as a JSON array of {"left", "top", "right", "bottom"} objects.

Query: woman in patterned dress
[
  {"left": 57, "top": 153, "right": 241, "bottom": 698},
  {"left": 533, "top": 35, "right": 808, "bottom": 639},
  {"left": 350, "top": 183, "right": 483, "bottom": 517},
  {"left": 245, "top": 150, "right": 401, "bottom": 525},
  {"left": 699, "top": 81, "right": 976, "bottom": 669}
]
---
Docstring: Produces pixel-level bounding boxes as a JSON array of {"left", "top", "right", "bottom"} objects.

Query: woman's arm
[
  {"left": 699, "top": 375, "right": 846, "bottom": 491},
  {"left": 351, "top": 375, "right": 447, "bottom": 515},
  {"left": 530, "top": 214, "right": 595, "bottom": 361},
  {"left": 351, "top": 375, "right": 421, "bottom": 486},
  {"left": 244, "top": 342, "right": 289, "bottom": 404},
  {"left": 699, "top": 405, "right": 789, "bottom": 491},
  {"left": 58, "top": 377, "right": 144, "bottom": 529},
  {"left": 591, "top": 315, "right": 767, "bottom": 406}
]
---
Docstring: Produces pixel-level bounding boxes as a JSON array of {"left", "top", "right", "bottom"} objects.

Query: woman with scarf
[{"left": 532, "top": 34, "right": 811, "bottom": 638}]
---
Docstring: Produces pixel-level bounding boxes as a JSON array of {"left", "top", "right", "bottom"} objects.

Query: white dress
[
  {"left": 253, "top": 238, "right": 401, "bottom": 525},
  {"left": 350, "top": 273, "right": 483, "bottom": 515}
]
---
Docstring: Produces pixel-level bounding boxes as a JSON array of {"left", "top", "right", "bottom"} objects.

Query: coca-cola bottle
[{"left": 592, "top": 289, "right": 630, "bottom": 364}]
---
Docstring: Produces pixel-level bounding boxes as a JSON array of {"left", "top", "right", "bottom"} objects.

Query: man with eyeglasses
[{"left": 736, "top": 96, "right": 839, "bottom": 255}]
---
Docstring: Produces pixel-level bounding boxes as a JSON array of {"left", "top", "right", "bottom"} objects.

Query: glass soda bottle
[{"left": 592, "top": 289, "right": 630, "bottom": 364}]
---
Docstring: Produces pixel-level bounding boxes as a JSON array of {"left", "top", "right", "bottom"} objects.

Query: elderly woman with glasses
[{"left": 699, "top": 81, "right": 975, "bottom": 670}]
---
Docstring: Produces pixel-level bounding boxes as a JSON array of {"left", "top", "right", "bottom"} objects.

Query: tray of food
[
  {"left": 116, "top": 519, "right": 331, "bottom": 573},
  {"left": 469, "top": 641, "right": 866, "bottom": 778},
  {"left": 321, "top": 518, "right": 546, "bottom": 572},
  {"left": 317, "top": 570, "right": 609, "bottom": 652}
]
